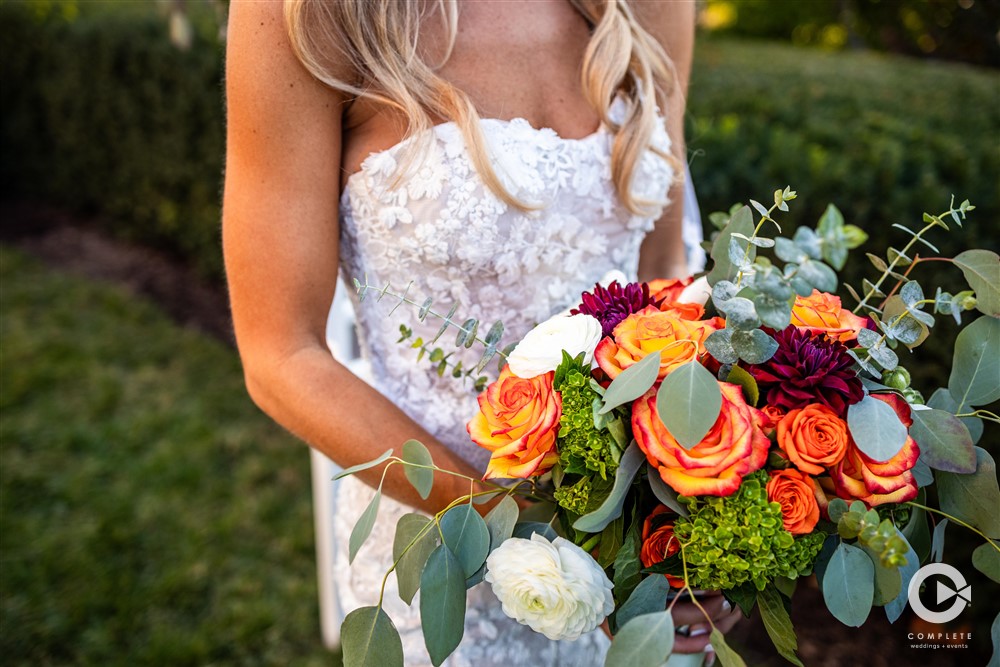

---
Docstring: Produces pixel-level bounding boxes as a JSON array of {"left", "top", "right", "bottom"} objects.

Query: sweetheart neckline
[{"left": 340, "top": 114, "right": 610, "bottom": 202}]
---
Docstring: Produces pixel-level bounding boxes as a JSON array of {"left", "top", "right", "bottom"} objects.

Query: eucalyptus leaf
[
  {"left": 349, "top": 490, "right": 382, "bottom": 564},
  {"left": 902, "top": 503, "right": 931, "bottom": 563},
  {"left": 775, "top": 237, "right": 806, "bottom": 264},
  {"left": 793, "top": 225, "right": 822, "bottom": 259},
  {"left": 647, "top": 464, "right": 689, "bottom": 517},
  {"left": 616, "top": 572, "right": 671, "bottom": 629},
  {"left": 908, "top": 408, "right": 976, "bottom": 473},
  {"left": 911, "top": 458, "right": 934, "bottom": 488},
  {"left": 726, "top": 364, "right": 759, "bottom": 407},
  {"left": 484, "top": 496, "right": 519, "bottom": 551},
  {"left": 847, "top": 395, "right": 908, "bottom": 462},
  {"left": 512, "top": 521, "right": 558, "bottom": 541},
  {"left": 600, "top": 350, "right": 662, "bottom": 415},
  {"left": 954, "top": 249, "right": 1000, "bottom": 317},
  {"left": 341, "top": 606, "right": 404, "bottom": 667},
  {"left": 753, "top": 292, "right": 793, "bottom": 330},
  {"left": 393, "top": 514, "right": 438, "bottom": 604},
  {"left": 722, "top": 297, "right": 761, "bottom": 330},
  {"left": 899, "top": 281, "right": 924, "bottom": 307},
  {"left": 757, "top": 588, "right": 803, "bottom": 667},
  {"left": 656, "top": 362, "right": 723, "bottom": 449},
  {"left": 711, "top": 280, "right": 739, "bottom": 311},
  {"left": 797, "top": 258, "right": 837, "bottom": 293},
  {"left": 936, "top": 447, "right": 1000, "bottom": 539},
  {"left": 709, "top": 628, "right": 748, "bottom": 667},
  {"left": 708, "top": 206, "right": 755, "bottom": 286},
  {"left": 948, "top": 315, "right": 1000, "bottom": 407},
  {"left": 885, "top": 530, "right": 920, "bottom": 624},
  {"left": 705, "top": 328, "right": 739, "bottom": 364},
  {"left": 822, "top": 542, "right": 874, "bottom": 627},
  {"left": 401, "top": 440, "right": 434, "bottom": 500},
  {"left": 931, "top": 519, "right": 949, "bottom": 563},
  {"left": 730, "top": 328, "right": 779, "bottom": 365},
  {"left": 574, "top": 443, "right": 644, "bottom": 533},
  {"left": 439, "top": 504, "right": 490, "bottom": 578},
  {"left": 420, "top": 546, "right": 466, "bottom": 666},
  {"left": 861, "top": 545, "right": 902, "bottom": 606},
  {"left": 991, "top": 611, "right": 1000, "bottom": 667},
  {"left": 928, "top": 387, "right": 984, "bottom": 444},
  {"left": 334, "top": 449, "right": 394, "bottom": 480},
  {"left": 972, "top": 542, "right": 1000, "bottom": 584},
  {"left": 605, "top": 611, "right": 674, "bottom": 667}
]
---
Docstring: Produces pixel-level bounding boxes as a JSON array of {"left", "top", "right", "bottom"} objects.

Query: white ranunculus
[
  {"left": 677, "top": 275, "right": 712, "bottom": 306},
  {"left": 507, "top": 313, "right": 602, "bottom": 379},
  {"left": 484, "top": 533, "right": 614, "bottom": 641}
]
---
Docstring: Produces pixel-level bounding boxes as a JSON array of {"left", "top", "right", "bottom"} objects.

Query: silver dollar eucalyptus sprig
[{"left": 354, "top": 278, "right": 512, "bottom": 392}]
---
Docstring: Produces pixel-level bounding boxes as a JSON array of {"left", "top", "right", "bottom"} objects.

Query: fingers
[
  {"left": 669, "top": 594, "right": 742, "bottom": 655},
  {"left": 668, "top": 594, "right": 727, "bottom": 627}
]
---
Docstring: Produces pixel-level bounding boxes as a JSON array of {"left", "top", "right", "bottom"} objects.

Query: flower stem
[{"left": 904, "top": 501, "right": 1000, "bottom": 553}]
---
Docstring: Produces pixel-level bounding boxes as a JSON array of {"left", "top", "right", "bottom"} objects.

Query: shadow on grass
[{"left": 0, "top": 246, "right": 342, "bottom": 666}]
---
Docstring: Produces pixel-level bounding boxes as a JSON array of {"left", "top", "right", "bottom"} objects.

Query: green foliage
[
  {"left": 341, "top": 607, "right": 403, "bottom": 667},
  {"left": 554, "top": 354, "right": 622, "bottom": 480},
  {"left": 689, "top": 39, "right": 999, "bottom": 385},
  {"left": 0, "top": 4, "right": 225, "bottom": 278},
  {"left": 0, "top": 247, "right": 334, "bottom": 665},
  {"left": 669, "top": 472, "right": 826, "bottom": 591},
  {"left": 835, "top": 502, "right": 910, "bottom": 568},
  {"left": 655, "top": 360, "right": 722, "bottom": 449},
  {"left": 605, "top": 610, "right": 674, "bottom": 667},
  {"left": 821, "top": 542, "right": 874, "bottom": 627},
  {"left": 418, "top": 546, "right": 466, "bottom": 666}
]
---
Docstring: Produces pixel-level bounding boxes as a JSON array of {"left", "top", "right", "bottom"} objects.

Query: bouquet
[{"left": 341, "top": 190, "right": 999, "bottom": 666}]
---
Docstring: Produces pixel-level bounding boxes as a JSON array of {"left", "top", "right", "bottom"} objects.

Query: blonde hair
[{"left": 284, "top": 0, "right": 678, "bottom": 214}]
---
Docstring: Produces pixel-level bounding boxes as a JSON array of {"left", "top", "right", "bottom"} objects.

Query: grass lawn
[{"left": 0, "top": 246, "right": 339, "bottom": 665}]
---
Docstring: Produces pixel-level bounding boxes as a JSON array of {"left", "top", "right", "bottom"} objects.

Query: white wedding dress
[{"left": 328, "top": 98, "right": 704, "bottom": 666}]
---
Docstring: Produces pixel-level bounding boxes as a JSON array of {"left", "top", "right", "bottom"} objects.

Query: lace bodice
[
  {"left": 339, "top": 101, "right": 675, "bottom": 469},
  {"left": 330, "top": 102, "right": 694, "bottom": 666}
]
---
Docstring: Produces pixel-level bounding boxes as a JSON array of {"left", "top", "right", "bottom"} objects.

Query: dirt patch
[{"left": 1, "top": 201, "right": 233, "bottom": 344}]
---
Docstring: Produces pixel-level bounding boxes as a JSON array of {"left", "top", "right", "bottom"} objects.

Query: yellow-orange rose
[
  {"left": 830, "top": 437, "right": 919, "bottom": 507},
  {"left": 790, "top": 290, "right": 869, "bottom": 342},
  {"left": 468, "top": 367, "right": 561, "bottom": 479},
  {"left": 776, "top": 404, "right": 850, "bottom": 475},
  {"left": 766, "top": 469, "right": 821, "bottom": 535},
  {"left": 595, "top": 306, "right": 720, "bottom": 381},
  {"left": 633, "top": 382, "right": 770, "bottom": 496}
]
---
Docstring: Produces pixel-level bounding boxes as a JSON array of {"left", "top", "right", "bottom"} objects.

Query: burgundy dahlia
[
  {"left": 572, "top": 281, "right": 656, "bottom": 337},
  {"left": 747, "top": 327, "right": 864, "bottom": 417}
]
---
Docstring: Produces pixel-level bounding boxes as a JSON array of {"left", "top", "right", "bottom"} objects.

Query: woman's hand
[{"left": 670, "top": 591, "right": 741, "bottom": 654}]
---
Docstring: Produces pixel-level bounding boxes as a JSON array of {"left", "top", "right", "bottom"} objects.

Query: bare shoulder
[{"left": 629, "top": 0, "right": 695, "bottom": 64}]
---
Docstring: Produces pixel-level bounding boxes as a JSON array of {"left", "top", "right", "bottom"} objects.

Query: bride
[{"left": 222, "top": 0, "right": 739, "bottom": 664}]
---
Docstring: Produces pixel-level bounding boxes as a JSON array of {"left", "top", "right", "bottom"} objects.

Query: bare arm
[
  {"left": 636, "top": 0, "right": 696, "bottom": 281},
  {"left": 223, "top": 0, "right": 484, "bottom": 514}
]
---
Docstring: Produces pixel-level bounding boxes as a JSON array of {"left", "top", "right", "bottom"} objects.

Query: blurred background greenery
[{"left": 1, "top": 0, "right": 997, "bottom": 664}]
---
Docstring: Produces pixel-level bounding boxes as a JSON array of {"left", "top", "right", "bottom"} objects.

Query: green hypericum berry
[
  {"left": 901, "top": 386, "right": 925, "bottom": 405},
  {"left": 881, "top": 367, "right": 911, "bottom": 390}
]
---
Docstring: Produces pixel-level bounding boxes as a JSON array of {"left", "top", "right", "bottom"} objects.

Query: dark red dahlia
[
  {"left": 572, "top": 281, "right": 656, "bottom": 337},
  {"left": 746, "top": 327, "right": 864, "bottom": 418}
]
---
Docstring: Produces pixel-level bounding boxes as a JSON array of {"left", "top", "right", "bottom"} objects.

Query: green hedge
[
  {"left": 0, "top": 6, "right": 225, "bottom": 278},
  {"left": 1, "top": 7, "right": 997, "bottom": 291}
]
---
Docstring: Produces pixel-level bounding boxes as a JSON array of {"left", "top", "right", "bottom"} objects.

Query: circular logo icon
[{"left": 908, "top": 563, "right": 971, "bottom": 624}]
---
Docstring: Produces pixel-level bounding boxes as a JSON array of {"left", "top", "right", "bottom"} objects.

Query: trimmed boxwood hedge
[
  {"left": 2, "top": 8, "right": 997, "bottom": 292},
  {"left": 1, "top": 6, "right": 225, "bottom": 278}
]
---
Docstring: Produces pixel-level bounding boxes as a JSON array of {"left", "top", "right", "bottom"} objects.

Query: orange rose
[
  {"left": 633, "top": 382, "right": 770, "bottom": 496},
  {"left": 760, "top": 405, "right": 787, "bottom": 437},
  {"left": 594, "top": 306, "right": 720, "bottom": 381},
  {"left": 647, "top": 277, "right": 693, "bottom": 303},
  {"left": 767, "top": 469, "right": 821, "bottom": 534},
  {"left": 468, "top": 367, "right": 561, "bottom": 479},
  {"left": 640, "top": 505, "right": 684, "bottom": 587},
  {"left": 658, "top": 300, "right": 707, "bottom": 321},
  {"left": 790, "top": 290, "right": 869, "bottom": 342},
  {"left": 830, "top": 436, "right": 920, "bottom": 507},
  {"left": 776, "top": 404, "right": 850, "bottom": 475}
]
